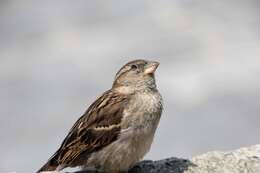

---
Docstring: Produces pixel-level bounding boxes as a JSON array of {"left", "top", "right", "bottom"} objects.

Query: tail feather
[{"left": 37, "top": 151, "right": 59, "bottom": 173}]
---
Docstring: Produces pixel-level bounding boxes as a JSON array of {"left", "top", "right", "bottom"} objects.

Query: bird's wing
[{"left": 56, "top": 90, "right": 129, "bottom": 166}]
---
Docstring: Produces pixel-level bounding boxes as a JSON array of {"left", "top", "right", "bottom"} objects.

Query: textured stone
[{"left": 71, "top": 145, "right": 260, "bottom": 173}]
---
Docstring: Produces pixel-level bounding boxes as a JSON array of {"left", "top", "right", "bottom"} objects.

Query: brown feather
[{"left": 38, "top": 89, "right": 129, "bottom": 172}]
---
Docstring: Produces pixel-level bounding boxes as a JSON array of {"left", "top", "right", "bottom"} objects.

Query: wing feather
[{"left": 55, "top": 90, "right": 129, "bottom": 166}]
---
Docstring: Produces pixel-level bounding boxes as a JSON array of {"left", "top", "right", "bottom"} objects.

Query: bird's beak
[{"left": 144, "top": 61, "right": 160, "bottom": 74}]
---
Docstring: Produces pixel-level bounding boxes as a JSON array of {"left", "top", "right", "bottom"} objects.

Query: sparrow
[{"left": 37, "top": 59, "right": 163, "bottom": 173}]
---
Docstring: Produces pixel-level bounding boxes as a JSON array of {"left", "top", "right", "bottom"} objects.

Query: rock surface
[{"left": 71, "top": 145, "right": 260, "bottom": 173}]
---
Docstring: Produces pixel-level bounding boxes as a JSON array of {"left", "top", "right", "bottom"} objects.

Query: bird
[{"left": 37, "top": 59, "right": 163, "bottom": 173}]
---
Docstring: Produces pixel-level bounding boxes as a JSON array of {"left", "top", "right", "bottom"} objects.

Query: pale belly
[{"left": 85, "top": 126, "right": 156, "bottom": 173}]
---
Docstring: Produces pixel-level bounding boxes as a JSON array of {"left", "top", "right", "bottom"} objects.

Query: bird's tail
[{"left": 37, "top": 151, "right": 60, "bottom": 173}]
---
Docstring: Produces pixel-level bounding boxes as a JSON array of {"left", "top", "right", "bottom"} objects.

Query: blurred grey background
[{"left": 1, "top": 0, "right": 260, "bottom": 172}]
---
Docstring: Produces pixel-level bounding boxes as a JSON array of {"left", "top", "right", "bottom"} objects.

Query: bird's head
[{"left": 113, "top": 59, "right": 160, "bottom": 92}]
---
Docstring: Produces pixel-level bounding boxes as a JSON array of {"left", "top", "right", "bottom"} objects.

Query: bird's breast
[
  {"left": 115, "top": 90, "right": 163, "bottom": 163},
  {"left": 121, "top": 90, "right": 163, "bottom": 133}
]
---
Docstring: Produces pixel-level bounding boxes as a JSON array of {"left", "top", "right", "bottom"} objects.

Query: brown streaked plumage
[
  {"left": 38, "top": 91, "right": 128, "bottom": 171},
  {"left": 37, "top": 59, "right": 163, "bottom": 173}
]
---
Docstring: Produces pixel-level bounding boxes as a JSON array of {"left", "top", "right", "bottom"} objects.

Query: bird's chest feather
[
  {"left": 116, "top": 91, "right": 163, "bottom": 163},
  {"left": 137, "top": 91, "right": 163, "bottom": 114},
  {"left": 122, "top": 91, "right": 163, "bottom": 133}
]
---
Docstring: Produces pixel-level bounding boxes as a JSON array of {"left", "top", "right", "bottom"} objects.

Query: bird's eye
[{"left": 131, "top": 64, "right": 138, "bottom": 70}]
